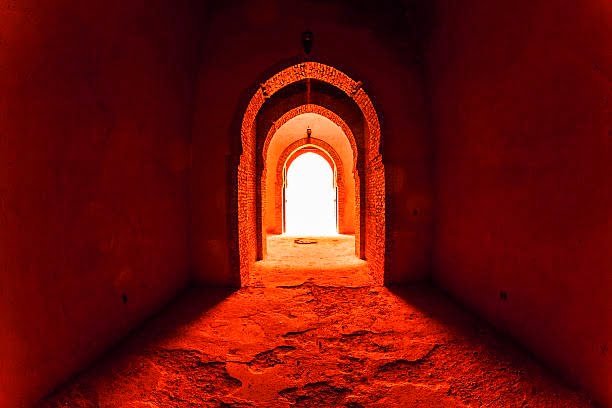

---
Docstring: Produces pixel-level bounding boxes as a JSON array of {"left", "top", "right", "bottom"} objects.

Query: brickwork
[
  {"left": 238, "top": 93, "right": 264, "bottom": 284},
  {"left": 366, "top": 154, "right": 386, "bottom": 285},
  {"left": 238, "top": 62, "right": 384, "bottom": 286}
]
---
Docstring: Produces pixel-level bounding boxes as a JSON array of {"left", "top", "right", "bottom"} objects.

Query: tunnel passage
[{"left": 234, "top": 62, "right": 385, "bottom": 287}]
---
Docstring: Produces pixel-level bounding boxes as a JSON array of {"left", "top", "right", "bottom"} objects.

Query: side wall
[
  {"left": 191, "top": 1, "right": 432, "bottom": 285},
  {"left": 0, "top": 1, "right": 203, "bottom": 406},
  {"left": 427, "top": 0, "right": 611, "bottom": 404}
]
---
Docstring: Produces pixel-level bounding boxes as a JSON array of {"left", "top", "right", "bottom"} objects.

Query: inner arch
[
  {"left": 237, "top": 61, "right": 386, "bottom": 286},
  {"left": 263, "top": 113, "right": 355, "bottom": 237},
  {"left": 284, "top": 152, "right": 336, "bottom": 236}
]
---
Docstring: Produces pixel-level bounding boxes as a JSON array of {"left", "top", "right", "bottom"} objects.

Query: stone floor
[
  {"left": 249, "top": 235, "right": 371, "bottom": 288},
  {"left": 39, "top": 236, "right": 593, "bottom": 407}
]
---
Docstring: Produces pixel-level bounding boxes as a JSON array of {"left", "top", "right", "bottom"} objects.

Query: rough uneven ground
[{"left": 39, "top": 236, "right": 594, "bottom": 407}]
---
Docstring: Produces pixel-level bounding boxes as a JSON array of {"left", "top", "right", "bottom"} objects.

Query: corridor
[
  {"left": 2, "top": 1, "right": 610, "bottom": 406},
  {"left": 39, "top": 237, "right": 591, "bottom": 407}
]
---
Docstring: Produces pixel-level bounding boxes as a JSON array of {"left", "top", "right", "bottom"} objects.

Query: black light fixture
[
  {"left": 307, "top": 126, "right": 312, "bottom": 138},
  {"left": 302, "top": 30, "right": 314, "bottom": 55}
]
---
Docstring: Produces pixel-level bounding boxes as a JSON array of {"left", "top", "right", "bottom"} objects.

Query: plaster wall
[
  {"left": 0, "top": 1, "right": 204, "bottom": 406},
  {"left": 426, "top": 0, "right": 612, "bottom": 404}
]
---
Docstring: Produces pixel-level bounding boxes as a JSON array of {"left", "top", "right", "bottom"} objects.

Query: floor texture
[{"left": 39, "top": 236, "right": 593, "bottom": 407}]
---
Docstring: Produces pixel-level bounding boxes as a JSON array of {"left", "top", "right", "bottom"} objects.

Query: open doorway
[
  {"left": 284, "top": 151, "right": 337, "bottom": 236},
  {"left": 254, "top": 111, "right": 364, "bottom": 286},
  {"left": 253, "top": 125, "right": 367, "bottom": 286},
  {"left": 237, "top": 62, "right": 385, "bottom": 286}
]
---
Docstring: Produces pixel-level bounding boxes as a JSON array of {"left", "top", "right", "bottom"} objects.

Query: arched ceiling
[{"left": 266, "top": 113, "right": 353, "bottom": 172}]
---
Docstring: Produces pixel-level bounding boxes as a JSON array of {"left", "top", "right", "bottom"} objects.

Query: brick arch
[
  {"left": 238, "top": 62, "right": 385, "bottom": 286},
  {"left": 260, "top": 106, "right": 361, "bottom": 256},
  {"left": 283, "top": 143, "right": 337, "bottom": 175},
  {"left": 252, "top": 63, "right": 381, "bottom": 161},
  {"left": 262, "top": 104, "right": 358, "bottom": 173},
  {"left": 273, "top": 138, "right": 347, "bottom": 236}
]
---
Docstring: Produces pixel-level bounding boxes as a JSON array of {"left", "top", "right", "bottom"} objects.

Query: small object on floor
[{"left": 294, "top": 238, "right": 318, "bottom": 245}]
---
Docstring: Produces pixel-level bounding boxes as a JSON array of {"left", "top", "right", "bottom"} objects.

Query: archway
[
  {"left": 262, "top": 107, "right": 359, "bottom": 256},
  {"left": 284, "top": 151, "right": 337, "bottom": 236},
  {"left": 237, "top": 62, "right": 385, "bottom": 286},
  {"left": 271, "top": 135, "right": 349, "bottom": 237}
]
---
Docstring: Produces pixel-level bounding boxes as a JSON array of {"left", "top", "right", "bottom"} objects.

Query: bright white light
[{"left": 285, "top": 152, "right": 337, "bottom": 236}]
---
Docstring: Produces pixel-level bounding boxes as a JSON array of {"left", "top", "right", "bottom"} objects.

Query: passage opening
[{"left": 284, "top": 152, "right": 337, "bottom": 236}]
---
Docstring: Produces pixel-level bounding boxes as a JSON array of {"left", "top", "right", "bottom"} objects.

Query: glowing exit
[{"left": 284, "top": 152, "right": 337, "bottom": 236}]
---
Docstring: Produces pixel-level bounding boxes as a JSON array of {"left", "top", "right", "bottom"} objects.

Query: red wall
[
  {"left": 191, "top": 1, "right": 432, "bottom": 286},
  {"left": 0, "top": 1, "right": 203, "bottom": 406},
  {"left": 426, "top": 0, "right": 612, "bottom": 404}
]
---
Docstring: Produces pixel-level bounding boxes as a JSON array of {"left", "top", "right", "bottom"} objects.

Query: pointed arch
[
  {"left": 260, "top": 106, "right": 360, "bottom": 256},
  {"left": 237, "top": 62, "right": 385, "bottom": 286},
  {"left": 275, "top": 138, "right": 346, "bottom": 236}
]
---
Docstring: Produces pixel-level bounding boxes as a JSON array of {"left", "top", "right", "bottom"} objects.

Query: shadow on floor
[
  {"left": 36, "top": 286, "right": 236, "bottom": 407},
  {"left": 37, "top": 282, "right": 594, "bottom": 407},
  {"left": 389, "top": 284, "right": 599, "bottom": 407}
]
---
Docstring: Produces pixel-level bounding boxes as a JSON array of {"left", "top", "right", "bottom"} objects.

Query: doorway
[
  {"left": 237, "top": 62, "right": 386, "bottom": 286},
  {"left": 284, "top": 151, "right": 337, "bottom": 236}
]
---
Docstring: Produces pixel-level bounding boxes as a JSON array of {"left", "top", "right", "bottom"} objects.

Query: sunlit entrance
[{"left": 284, "top": 151, "right": 337, "bottom": 236}]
